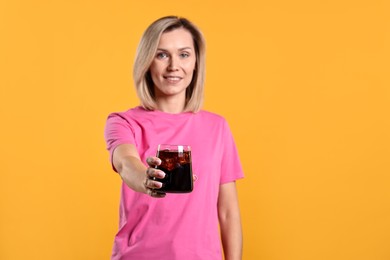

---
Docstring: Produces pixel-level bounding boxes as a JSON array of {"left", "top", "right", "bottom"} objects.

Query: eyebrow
[{"left": 156, "top": 47, "right": 193, "bottom": 52}]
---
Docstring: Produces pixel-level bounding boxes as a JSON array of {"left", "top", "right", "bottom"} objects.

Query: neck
[{"left": 155, "top": 97, "right": 186, "bottom": 114}]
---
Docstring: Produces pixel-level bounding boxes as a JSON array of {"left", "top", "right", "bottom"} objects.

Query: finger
[
  {"left": 146, "top": 157, "right": 161, "bottom": 167},
  {"left": 144, "top": 181, "right": 166, "bottom": 198},
  {"left": 146, "top": 167, "right": 165, "bottom": 179},
  {"left": 193, "top": 174, "right": 198, "bottom": 182},
  {"left": 144, "top": 178, "right": 163, "bottom": 189},
  {"left": 149, "top": 189, "right": 166, "bottom": 198},
  {"left": 146, "top": 186, "right": 153, "bottom": 196}
]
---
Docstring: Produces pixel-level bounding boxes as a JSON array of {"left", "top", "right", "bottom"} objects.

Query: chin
[{"left": 159, "top": 86, "right": 187, "bottom": 95}]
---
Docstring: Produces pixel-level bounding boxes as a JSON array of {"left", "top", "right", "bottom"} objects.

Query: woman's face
[{"left": 149, "top": 28, "right": 196, "bottom": 101}]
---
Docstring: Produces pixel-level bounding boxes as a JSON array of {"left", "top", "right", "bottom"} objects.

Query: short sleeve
[
  {"left": 104, "top": 113, "right": 136, "bottom": 171},
  {"left": 220, "top": 120, "right": 244, "bottom": 184}
]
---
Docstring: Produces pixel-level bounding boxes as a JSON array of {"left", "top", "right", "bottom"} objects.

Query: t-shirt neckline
[{"left": 135, "top": 106, "right": 195, "bottom": 119}]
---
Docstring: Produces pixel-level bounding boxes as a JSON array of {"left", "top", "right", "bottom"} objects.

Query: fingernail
[{"left": 158, "top": 171, "right": 165, "bottom": 178}]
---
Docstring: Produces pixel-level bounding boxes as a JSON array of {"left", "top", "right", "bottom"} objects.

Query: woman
[{"left": 105, "top": 16, "right": 244, "bottom": 260}]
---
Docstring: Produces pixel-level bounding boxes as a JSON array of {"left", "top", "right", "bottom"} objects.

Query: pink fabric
[{"left": 104, "top": 106, "right": 244, "bottom": 260}]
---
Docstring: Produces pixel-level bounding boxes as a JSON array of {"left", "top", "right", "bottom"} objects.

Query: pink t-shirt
[{"left": 105, "top": 106, "right": 244, "bottom": 260}]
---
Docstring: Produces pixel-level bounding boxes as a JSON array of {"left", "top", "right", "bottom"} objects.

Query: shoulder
[
  {"left": 196, "top": 110, "right": 227, "bottom": 123},
  {"left": 192, "top": 110, "right": 231, "bottom": 133},
  {"left": 105, "top": 107, "right": 148, "bottom": 132},
  {"left": 107, "top": 106, "right": 145, "bottom": 120}
]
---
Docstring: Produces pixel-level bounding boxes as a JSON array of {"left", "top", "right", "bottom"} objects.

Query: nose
[{"left": 168, "top": 56, "right": 179, "bottom": 71}]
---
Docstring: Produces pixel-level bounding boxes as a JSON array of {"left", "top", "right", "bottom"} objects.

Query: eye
[
  {"left": 156, "top": 52, "right": 168, "bottom": 59},
  {"left": 180, "top": 52, "right": 190, "bottom": 58}
]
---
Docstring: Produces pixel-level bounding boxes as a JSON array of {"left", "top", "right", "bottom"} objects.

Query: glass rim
[{"left": 157, "top": 144, "right": 191, "bottom": 151}]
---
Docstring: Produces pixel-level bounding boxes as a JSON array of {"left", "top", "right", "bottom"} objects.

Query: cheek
[
  {"left": 188, "top": 69, "right": 195, "bottom": 80},
  {"left": 149, "top": 69, "right": 160, "bottom": 88},
  {"left": 149, "top": 63, "right": 162, "bottom": 81},
  {"left": 149, "top": 62, "right": 158, "bottom": 75},
  {"left": 185, "top": 60, "right": 196, "bottom": 74}
]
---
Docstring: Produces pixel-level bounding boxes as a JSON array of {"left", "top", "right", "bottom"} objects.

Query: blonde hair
[{"left": 133, "top": 16, "right": 206, "bottom": 112}]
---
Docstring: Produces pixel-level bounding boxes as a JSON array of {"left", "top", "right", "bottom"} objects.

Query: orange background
[{"left": 1, "top": 0, "right": 389, "bottom": 259}]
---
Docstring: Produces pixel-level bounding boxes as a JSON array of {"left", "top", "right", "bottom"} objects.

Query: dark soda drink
[{"left": 155, "top": 145, "right": 193, "bottom": 193}]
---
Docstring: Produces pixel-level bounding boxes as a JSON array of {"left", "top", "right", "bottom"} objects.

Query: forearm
[
  {"left": 218, "top": 182, "right": 243, "bottom": 260},
  {"left": 219, "top": 212, "right": 243, "bottom": 260},
  {"left": 116, "top": 155, "right": 148, "bottom": 193}
]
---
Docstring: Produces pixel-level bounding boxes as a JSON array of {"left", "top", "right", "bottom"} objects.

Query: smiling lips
[{"left": 163, "top": 76, "right": 183, "bottom": 84}]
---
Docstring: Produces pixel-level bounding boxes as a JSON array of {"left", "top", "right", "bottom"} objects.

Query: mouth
[{"left": 163, "top": 76, "right": 182, "bottom": 83}]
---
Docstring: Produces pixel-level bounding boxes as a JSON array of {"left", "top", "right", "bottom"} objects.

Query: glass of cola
[{"left": 155, "top": 144, "right": 193, "bottom": 193}]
